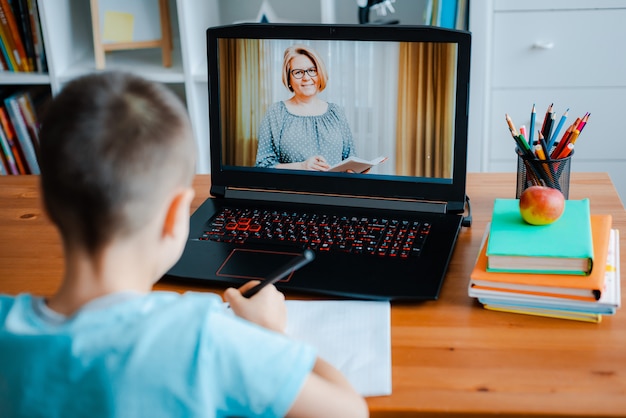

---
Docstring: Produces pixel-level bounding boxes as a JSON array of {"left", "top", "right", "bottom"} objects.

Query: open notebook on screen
[{"left": 165, "top": 23, "right": 471, "bottom": 300}]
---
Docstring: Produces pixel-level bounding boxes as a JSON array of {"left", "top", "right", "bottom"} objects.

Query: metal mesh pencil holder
[{"left": 516, "top": 151, "right": 573, "bottom": 199}]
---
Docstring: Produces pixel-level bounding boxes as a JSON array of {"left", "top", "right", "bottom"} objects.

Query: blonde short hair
[{"left": 282, "top": 45, "right": 328, "bottom": 93}]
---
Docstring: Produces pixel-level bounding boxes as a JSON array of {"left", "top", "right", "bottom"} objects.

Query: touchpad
[{"left": 216, "top": 248, "right": 302, "bottom": 282}]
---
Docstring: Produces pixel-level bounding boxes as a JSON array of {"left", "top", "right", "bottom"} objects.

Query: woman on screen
[{"left": 255, "top": 45, "right": 355, "bottom": 171}]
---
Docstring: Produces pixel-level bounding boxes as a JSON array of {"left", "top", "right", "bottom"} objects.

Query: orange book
[
  {"left": 0, "top": 0, "right": 29, "bottom": 71},
  {"left": 0, "top": 3, "right": 18, "bottom": 70},
  {"left": 470, "top": 214, "right": 612, "bottom": 302}
]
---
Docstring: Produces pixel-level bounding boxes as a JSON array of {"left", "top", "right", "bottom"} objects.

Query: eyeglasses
[{"left": 290, "top": 67, "right": 318, "bottom": 79}]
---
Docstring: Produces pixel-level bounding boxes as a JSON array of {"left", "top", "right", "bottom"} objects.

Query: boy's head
[{"left": 39, "top": 71, "right": 196, "bottom": 256}]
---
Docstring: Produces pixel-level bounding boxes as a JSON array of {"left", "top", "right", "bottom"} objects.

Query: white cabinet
[{"left": 468, "top": 0, "right": 626, "bottom": 203}]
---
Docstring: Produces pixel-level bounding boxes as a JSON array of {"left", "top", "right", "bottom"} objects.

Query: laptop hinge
[{"left": 224, "top": 188, "right": 447, "bottom": 214}]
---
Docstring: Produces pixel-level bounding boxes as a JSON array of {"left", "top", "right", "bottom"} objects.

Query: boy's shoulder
[
  {"left": 0, "top": 293, "right": 19, "bottom": 305},
  {"left": 0, "top": 293, "right": 28, "bottom": 321},
  {"left": 0, "top": 291, "right": 224, "bottom": 331},
  {"left": 87, "top": 291, "right": 227, "bottom": 323}
]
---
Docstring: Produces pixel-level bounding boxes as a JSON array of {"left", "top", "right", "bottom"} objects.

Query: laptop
[{"left": 165, "top": 23, "right": 471, "bottom": 301}]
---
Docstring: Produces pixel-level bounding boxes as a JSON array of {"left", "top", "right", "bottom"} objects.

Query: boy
[{"left": 0, "top": 72, "right": 367, "bottom": 417}]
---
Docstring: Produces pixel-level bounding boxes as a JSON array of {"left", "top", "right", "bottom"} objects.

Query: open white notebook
[{"left": 285, "top": 300, "right": 391, "bottom": 397}]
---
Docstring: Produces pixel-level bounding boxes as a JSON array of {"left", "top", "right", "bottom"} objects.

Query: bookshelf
[
  {"left": 0, "top": 0, "right": 220, "bottom": 173},
  {"left": 0, "top": 0, "right": 467, "bottom": 175}
]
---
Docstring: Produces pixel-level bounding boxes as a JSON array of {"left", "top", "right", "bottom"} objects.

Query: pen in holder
[{"left": 516, "top": 151, "right": 573, "bottom": 199}]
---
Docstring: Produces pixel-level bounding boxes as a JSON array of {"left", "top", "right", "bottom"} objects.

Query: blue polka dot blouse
[{"left": 255, "top": 101, "right": 355, "bottom": 168}]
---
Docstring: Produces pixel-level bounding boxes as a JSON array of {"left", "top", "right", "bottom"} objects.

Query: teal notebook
[{"left": 486, "top": 198, "right": 593, "bottom": 275}]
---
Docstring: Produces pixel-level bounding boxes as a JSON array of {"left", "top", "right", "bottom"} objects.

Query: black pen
[{"left": 242, "top": 249, "right": 315, "bottom": 298}]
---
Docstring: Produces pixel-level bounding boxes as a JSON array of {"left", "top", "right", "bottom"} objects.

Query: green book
[{"left": 486, "top": 198, "right": 593, "bottom": 275}]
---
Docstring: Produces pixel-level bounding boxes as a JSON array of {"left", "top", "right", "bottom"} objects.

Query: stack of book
[
  {"left": 0, "top": 86, "right": 48, "bottom": 175},
  {"left": 469, "top": 198, "right": 620, "bottom": 323},
  {"left": 0, "top": 0, "right": 47, "bottom": 73}
]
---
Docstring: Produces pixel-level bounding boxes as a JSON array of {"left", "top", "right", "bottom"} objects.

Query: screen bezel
[{"left": 207, "top": 24, "right": 471, "bottom": 211}]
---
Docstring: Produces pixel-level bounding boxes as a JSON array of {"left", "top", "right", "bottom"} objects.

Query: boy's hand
[{"left": 224, "top": 281, "right": 287, "bottom": 333}]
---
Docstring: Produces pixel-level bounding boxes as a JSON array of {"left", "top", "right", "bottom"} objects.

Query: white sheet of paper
[{"left": 285, "top": 300, "right": 392, "bottom": 397}]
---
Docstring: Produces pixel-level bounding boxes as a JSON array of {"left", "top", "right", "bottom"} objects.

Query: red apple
[{"left": 519, "top": 185, "right": 565, "bottom": 225}]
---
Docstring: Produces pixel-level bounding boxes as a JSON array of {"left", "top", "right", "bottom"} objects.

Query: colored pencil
[
  {"left": 528, "top": 103, "right": 536, "bottom": 147},
  {"left": 540, "top": 103, "right": 553, "bottom": 139},
  {"left": 548, "top": 108, "right": 568, "bottom": 151}
]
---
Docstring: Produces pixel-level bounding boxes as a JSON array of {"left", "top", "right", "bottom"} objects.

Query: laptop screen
[{"left": 207, "top": 24, "right": 470, "bottom": 212}]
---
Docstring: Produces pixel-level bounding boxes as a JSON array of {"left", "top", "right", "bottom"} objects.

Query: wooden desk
[{"left": 1, "top": 173, "right": 625, "bottom": 417}]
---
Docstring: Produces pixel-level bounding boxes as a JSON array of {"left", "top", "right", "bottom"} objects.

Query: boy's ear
[{"left": 162, "top": 188, "right": 195, "bottom": 238}]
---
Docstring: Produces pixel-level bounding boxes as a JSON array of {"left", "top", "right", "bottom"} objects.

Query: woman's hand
[
  {"left": 301, "top": 155, "right": 330, "bottom": 171},
  {"left": 224, "top": 281, "right": 287, "bottom": 333}
]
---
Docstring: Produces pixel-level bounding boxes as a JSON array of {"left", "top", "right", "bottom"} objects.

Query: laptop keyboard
[{"left": 199, "top": 207, "right": 431, "bottom": 258}]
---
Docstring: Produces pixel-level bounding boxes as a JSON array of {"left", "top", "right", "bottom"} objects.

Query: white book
[{"left": 327, "top": 155, "right": 387, "bottom": 173}]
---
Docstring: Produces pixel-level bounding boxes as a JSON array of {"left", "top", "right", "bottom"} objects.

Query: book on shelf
[
  {"left": 9, "top": 0, "right": 36, "bottom": 72},
  {"left": 327, "top": 155, "right": 387, "bottom": 173},
  {"left": 16, "top": 91, "right": 39, "bottom": 151},
  {"left": 0, "top": 2, "right": 19, "bottom": 71},
  {"left": 0, "top": 123, "right": 19, "bottom": 174},
  {"left": 0, "top": 0, "right": 29, "bottom": 71},
  {"left": 0, "top": 0, "right": 44, "bottom": 72},
  {"left": 0, "top": 106, "right": 27, "bottom": 174},
  {"left": 486, "top": 198, "right": 593, "bottom": 275},
  {"left": 26, "top": 0, "right": 46, "bottom": 72},
  {"left": 0, "top": 41, "right": 6, "bottom": 70},
  {"left": 11, "top": 0, "right": 40, "bottom": 71},
  {"left": 3, "top": 90, "right": 39, "bottom": 174},
  {"left": 424, "top": 0, "right": 468, "bottom": 30},
  {"left": 474, "top": 229, "right": 620, "bottom": 323},
  {"left": 471, "top": 214, "right": 612, "bottom": 301},
  {"left": 0, "top": 150, "right": 7, "bottom": 174}
]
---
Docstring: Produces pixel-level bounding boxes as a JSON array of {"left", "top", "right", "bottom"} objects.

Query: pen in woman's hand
[{"left": 242, "top": 249, "right": 315, "bottom": 298}]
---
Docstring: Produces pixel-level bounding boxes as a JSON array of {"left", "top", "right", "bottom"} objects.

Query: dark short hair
[{"left": 39, "top": 71, "right": 196, "bottom": 255}]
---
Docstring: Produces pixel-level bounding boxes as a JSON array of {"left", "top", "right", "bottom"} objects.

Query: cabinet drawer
[
  {"left": 487, "top": 87, "right": 626, "bottom": 161},
  {"left": 494, "top": 0, "right": 626, "bottom": 12},
  {"left": 492, "top": 9, "right": 626, "bottom": 88}
]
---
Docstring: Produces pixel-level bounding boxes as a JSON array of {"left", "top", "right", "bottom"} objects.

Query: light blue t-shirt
[
  {"left": 255, "top": 101, "right": 355, "bottom": 168},
  {"left": 0, "top": 291, "right": 317, "bottom": 418}
]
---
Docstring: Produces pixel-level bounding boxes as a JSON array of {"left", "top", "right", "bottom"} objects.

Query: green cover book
[{"left": 486, "top": 198, "right": 593, "bottom": 275}]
